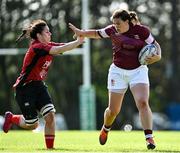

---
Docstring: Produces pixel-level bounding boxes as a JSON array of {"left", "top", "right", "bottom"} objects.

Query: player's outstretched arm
[
  {"left": 49, "top": 36, "right": 84, "bottom": 55},
  {"left": 68, "top": 23, "right": 101, "bottom": 39}
]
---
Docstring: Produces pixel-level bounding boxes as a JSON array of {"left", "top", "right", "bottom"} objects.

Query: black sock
[{"left": 144, "top": 129, "right": 153, "bottom": 139}]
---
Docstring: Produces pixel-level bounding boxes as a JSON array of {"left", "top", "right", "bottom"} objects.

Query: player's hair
[
  {"left": 16, "top": 19, "right": 47, "bottom": 43},
  {"left": 129, "top": 11, "right": 140, "bottom": 25},
  {"left": 111, "top": 9, "right": 140, "bottom": 24}
]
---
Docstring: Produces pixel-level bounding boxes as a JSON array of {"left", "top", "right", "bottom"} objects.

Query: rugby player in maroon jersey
[
  {"left": 2, "top": 19, "right": 84, "bottom": 149},
  {"left": 69, "top": 9, "right": 161, "bottom": 150}
]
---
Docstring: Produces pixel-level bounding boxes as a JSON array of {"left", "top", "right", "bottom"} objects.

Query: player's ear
[{"left": 37, "top": 33, "right": 41, "bottom": 39}]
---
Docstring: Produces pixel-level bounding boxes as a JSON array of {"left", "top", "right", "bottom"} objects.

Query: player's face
[
  {"left": 39, "top": 26, "right": 52, "bottom": 43},
  {"left": 112, "top": 18, "right": 129, "bottom": 33}
]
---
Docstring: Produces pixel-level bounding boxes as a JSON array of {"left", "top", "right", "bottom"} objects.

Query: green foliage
[{"left": 0, "top": 0, "right": 180, "bottom": 129}]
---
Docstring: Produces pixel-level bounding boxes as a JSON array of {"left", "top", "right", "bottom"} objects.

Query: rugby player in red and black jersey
[
  {"left": 2, "top": 19, "right": 84, "bottom": 149},
  {"left": 69, "top": 9, "right": 161, "bottom": 150}
]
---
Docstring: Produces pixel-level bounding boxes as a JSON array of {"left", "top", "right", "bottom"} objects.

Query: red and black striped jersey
[
  {"left": 97, "top": 23, "right": 154, "bottom": 69},
  {"left": 13, "top": 40, "right": 63, "bottom": 88}
]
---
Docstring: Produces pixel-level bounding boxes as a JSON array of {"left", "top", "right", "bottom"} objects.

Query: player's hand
[
  {"left": 69, "top": 23, "right": 83, "bottom": 38},
  {"left": 77, "top": 36, "right": 85, "bottom": 44},
  {"left": 145, "top": 53, "right": 161, "bottom": 65}
]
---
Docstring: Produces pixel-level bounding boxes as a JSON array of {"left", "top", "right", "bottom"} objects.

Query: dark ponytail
[
  {"left": 15, "top": 28, "right": 31, "bottom": 43},
  {"left": 16, "top": 19, "right": 47, "bottom": 43},
  {"left": 129, "top": 11, "right": 140, "bottom": 24}
]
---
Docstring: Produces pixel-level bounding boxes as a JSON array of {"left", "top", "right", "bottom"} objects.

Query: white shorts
[{"left": 107, "top": 63, "right": 149, "bottom": 93}]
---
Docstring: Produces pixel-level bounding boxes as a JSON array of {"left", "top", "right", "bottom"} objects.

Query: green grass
[{"left": 0, "top": 130, "right": 180, "bottom": 153}]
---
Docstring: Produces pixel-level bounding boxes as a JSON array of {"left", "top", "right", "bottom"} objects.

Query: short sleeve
[
  {"left": 32, "top": 43, "right": 52, "bottom": 56},
  {"left": 97, "top": 25, "right": 116, "bottom": 38},
  {"left": 137, "top": 25, "right": 154, "bottom": 44},
  {"left": 144, "top": 33, "right": 154, "bottom": 44}
]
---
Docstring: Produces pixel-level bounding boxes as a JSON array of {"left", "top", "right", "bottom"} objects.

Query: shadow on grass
[
  {"left": 37, "top": 147, "right": 91, "bottom": 152},
  {"left": 0, "top": 148, "right": 5, "bottom": 151},
  {"left": 154, "top": 150, "right": 180, "bottom": 153}
]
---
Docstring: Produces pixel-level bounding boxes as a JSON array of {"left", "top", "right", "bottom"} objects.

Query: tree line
[{"left": 0, "top": 0, "right": 179, "bottom": 129}]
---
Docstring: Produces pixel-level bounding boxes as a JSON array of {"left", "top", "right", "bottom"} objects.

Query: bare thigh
[
  {"left": 108, "top": 91, "right": 125, "bottom": 114},
  {"left": 130, "top": 83, "right": 149, "bottom": 107}
]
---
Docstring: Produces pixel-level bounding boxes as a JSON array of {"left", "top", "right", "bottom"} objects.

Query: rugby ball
[{"left": 138, "top": 44, "right": 157, "bottom": 65}]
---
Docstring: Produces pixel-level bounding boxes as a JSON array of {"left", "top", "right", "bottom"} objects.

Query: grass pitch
[{"left": 0, "top": 130, "right": 180, "bottom": 153}]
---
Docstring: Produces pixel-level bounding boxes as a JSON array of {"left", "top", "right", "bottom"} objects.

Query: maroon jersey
[
  {"left": 13, "top": 40, "right": 63, "bottom": 88},
  {"left": 97, "top": 23, "right": 154, "bottom": 69}
]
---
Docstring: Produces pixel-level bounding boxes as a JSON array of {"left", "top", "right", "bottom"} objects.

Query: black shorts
[{"left": 15, "top": 81, "right": 55, "bottom": 125}]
